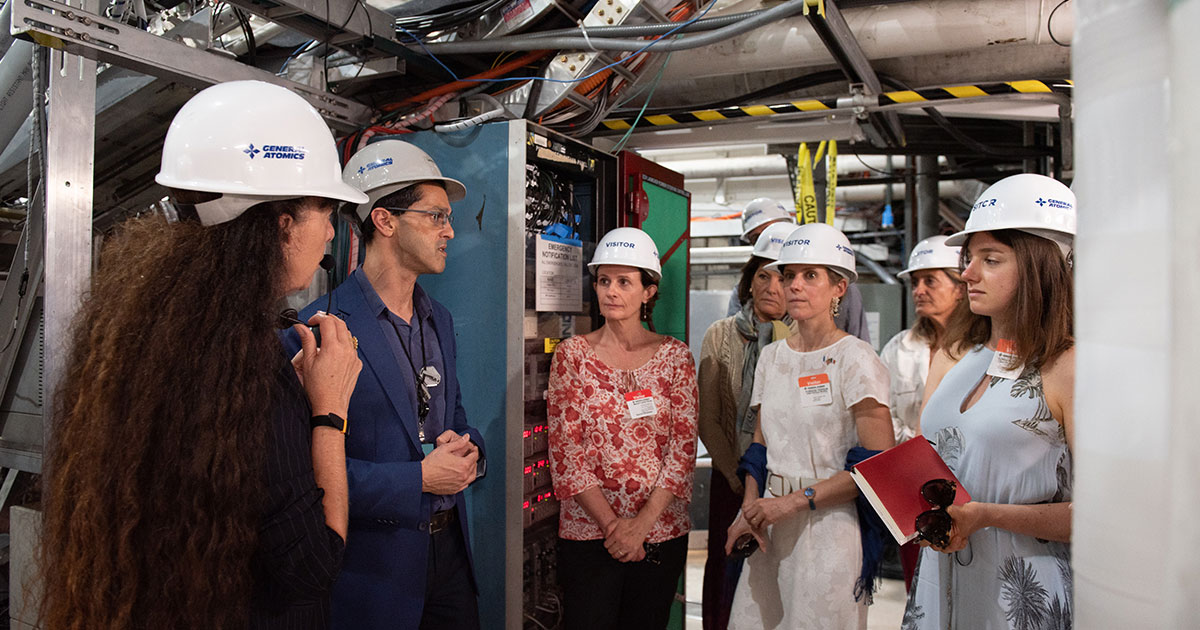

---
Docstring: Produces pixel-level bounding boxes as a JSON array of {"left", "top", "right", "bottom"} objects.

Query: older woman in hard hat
[
  {"left": 878, "top": 235, "right": 969, "bottom": 588},
  {"left": 40, "top": 81, "right": 364, "bottom": 630},
  {"left": 725, "top": 223, "right": 895, "bottom": 630},
  {"left": 697, "top": 221, "right": 792, "bottom": 630},
  {"left": 724, "top": 198, "right": 795, "bottom": 317},
  {"left": 548, "top": 227, "right": 698, "bottom": 630},
  {"left": 729, "top": 199, "right": 874, "bottom": 349},
  {"left": 881, "top": 235, "right": 968, "bottom": 446},
  {"left": 904, "top": 174, "right": 1075, "bottom": 629}
]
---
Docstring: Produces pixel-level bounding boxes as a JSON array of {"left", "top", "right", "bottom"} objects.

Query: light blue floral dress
[{"left": 903, "top": 345, "right": 1072, "bottom": 630}]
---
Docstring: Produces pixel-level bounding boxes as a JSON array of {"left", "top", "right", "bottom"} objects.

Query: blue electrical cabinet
[{"left": 396, "top": 121, "right": 618, "bottom": 629}]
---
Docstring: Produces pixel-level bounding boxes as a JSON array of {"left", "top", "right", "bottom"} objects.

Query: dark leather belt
[{"left": 429, "top": 509, "right": 457, "bottom": 534}]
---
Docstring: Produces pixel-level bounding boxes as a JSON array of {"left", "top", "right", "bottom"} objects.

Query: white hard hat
[
  {"left": 741, "top": 198, "right": 794, "bottom": 241},
  {"left": 750, "top": 221, "right": 795, "bottom": 261},
  {"left": 897, "top": 235, "right": 961, "bottom": 280},
  {"left": 588, "top": 227, "right": 661, "bottom": 281},
  {"left": 343, "top": 140, "right": 467, "bottom": 222},
  {"left": 766, "top": 223, "right": 857, "bottom": 282},
  {"left": 155, "top": 80, "right": 367, "bottom": 226},
  {"left": 946, "top": 174, "right": 1075, "bottom": 253}
]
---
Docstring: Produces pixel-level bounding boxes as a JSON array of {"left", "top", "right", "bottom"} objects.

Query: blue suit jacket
[{"left": 283, "top": 272, "right": 485, "bottom": 630}]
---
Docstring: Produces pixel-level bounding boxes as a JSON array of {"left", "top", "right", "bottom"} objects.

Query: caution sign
[{"left": 793, "top": 141, "right": 837, "bottom": 225}]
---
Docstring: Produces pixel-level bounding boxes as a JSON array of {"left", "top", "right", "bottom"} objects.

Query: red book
[{"left": 850, "top": 437, "right": 971, "bottom": 545}]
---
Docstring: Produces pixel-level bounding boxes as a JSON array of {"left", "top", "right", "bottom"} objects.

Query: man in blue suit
[{"left": 287, "top": 139, "right": 485, "bottom": 630}]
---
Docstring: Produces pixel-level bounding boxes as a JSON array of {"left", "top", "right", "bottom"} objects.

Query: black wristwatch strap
[
  {"left": 804, "top": 486, "right": 816, "bottom": 511},
  {"left": 311, "top": 412, "right": 347, "bottom": 434}
]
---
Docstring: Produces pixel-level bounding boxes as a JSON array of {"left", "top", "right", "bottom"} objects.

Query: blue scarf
[
  {"left": 845, "top": 446, "right": 886, "bottom": 603},
  {"left": 736, "top": 442, "right": 767, "bottom": 498}
]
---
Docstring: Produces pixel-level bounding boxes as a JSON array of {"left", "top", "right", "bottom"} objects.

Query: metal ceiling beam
[
  {"left": 11, "top": 0, "right": 374, "bottom": 129},
  {"left": 222, "top": 0, "right": 396, "bottom": 47},
  {"left": 804, "top": 0, "right": 905, "bottom": 146},
  {"left": 598, "top": 84, "right": 1071, "bottom": 160}
]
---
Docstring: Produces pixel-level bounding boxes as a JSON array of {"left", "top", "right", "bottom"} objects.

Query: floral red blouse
[{"left": 547, "top": 335, "right": 698, "bottom": 543}]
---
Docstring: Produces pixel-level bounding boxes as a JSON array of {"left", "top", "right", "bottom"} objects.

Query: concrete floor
[{"left": 683, "top": 549, "right": 907, "bottom": 630}]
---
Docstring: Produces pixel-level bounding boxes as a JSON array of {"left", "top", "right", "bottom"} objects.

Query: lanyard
[{"left": 388, "top": 313, "right": 431, "bottom": 441}]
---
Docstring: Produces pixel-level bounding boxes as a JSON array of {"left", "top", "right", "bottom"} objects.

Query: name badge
[
  {"left": 798, "top": 374, "right": 833, "bottom": 407},
  {"left": 624, "top": 389, "right": 657, "bottom": 418},
  {"left": 986, "top": 339, "right": 1024, "bottom": 380}
]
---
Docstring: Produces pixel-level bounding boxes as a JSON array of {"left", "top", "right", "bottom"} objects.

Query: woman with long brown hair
[
  {"left": 903, "top": 174, "right": 1076, "bottom": 629},
  {"left": 40, "top": 81, "right": 365, "bottom": 629}
]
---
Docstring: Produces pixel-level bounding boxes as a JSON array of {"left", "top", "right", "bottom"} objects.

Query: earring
[
  {"left": 830, "top": 296, "right": 841, "bottom": 318},
  {"left": 641, "top": 302, "right": 648, "bottom": 321}
]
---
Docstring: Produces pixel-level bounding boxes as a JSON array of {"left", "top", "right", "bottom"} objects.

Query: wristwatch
[
  {"left": 803, "top": 486, "right": 816, "bottom": 511},
  {"left": 310, "top": 412, "right": 347, "bottom": 434}
]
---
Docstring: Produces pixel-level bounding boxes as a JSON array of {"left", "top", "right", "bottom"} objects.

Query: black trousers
[
  {"left": 558, "top": 534, "right": 688, "bottom": 630},
  {"left": 702, "top": 472, "right": 744, "bottom": 630},
  {"left": 418, "top": 511, "right": 481, "bottom": 630}
]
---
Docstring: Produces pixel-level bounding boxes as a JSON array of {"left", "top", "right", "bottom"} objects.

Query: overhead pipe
[
  {"left": 657, "top": 154, "right": 944, "bottom": 179},
  {"left": 0, "top": 40, "right": 35, "bottom": 159},
  {"left": 521, "top": 9, "right": 768, "bottom": 38},
  {"left": 415, "top": 0, "right": 809, "bottom": 53},
  {"left": 659, "top": 0, "right": 1075, "bottom": 82},
  {"left": 687, "top": 179, "right": 969, "bottom": 209}
]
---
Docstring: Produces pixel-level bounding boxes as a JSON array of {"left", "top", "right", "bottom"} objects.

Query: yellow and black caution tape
[
  {"left": 603, "top": 98, "right": 838, "bottom": 131},
  {"left": 600, "top": 79, "right": 1073, "bottom": 132},
  {"left": 825, "top": 140, "right": 836, "bottom": 226},
  {"left": 792, "top": 141, "right": 838, "bottom": 225}
]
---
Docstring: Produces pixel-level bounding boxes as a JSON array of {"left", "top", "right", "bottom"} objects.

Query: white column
[
  {"left": 1072, "top": 0, "right": 1171, "bottom": 626},
  {"left": 1166, "top": 0, "right": 1200, "bottom": 624}
]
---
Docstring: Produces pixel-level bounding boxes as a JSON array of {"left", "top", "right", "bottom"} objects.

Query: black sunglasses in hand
[
  {"left": 914, "top": 478, "right": 957, "bottom": 548},
  {"left": 728, "top": 533, "right": 759, "bottom": 560}
]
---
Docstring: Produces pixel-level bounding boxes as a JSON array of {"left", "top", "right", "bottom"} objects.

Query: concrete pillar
[
  {"left": 1073, "top": 0, "right": 1175, "bottom": 626},
  {"left": 1165, "top": 0, "right": 1200, "bottom": 623}
]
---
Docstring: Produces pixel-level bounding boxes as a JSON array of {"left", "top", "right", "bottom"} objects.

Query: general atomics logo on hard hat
[
  {"left": 835, "top": 244, "right": 854, "bottom": 256},
  {"left": 360, "top": 157, "right": 393, "bottom": 174},
  {"left": 1035, "top": 197, "right": 1072, "bottom": 210},
  {"left": 244, "top": 143, "right": 307, "bottom": 160}
]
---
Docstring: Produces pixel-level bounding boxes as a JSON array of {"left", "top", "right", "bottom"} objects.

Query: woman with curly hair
[
  {"left": 903, "top": 174, "right": 1076, "bottom": 630},
  {"left": 39, "top": 80, "right": 366, "bottom": 630}
]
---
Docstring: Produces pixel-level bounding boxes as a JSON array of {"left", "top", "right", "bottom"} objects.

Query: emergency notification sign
[{"left": 535, "top": 234, "right": 583, "bottom": 312}]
